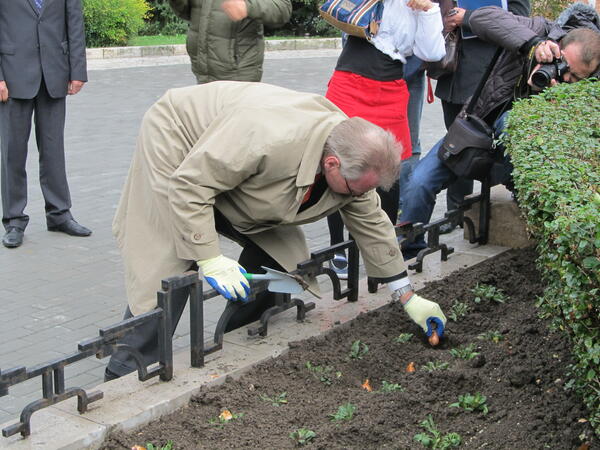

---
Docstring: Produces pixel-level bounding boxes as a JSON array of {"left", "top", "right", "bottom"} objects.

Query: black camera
[{"left": 531, "top": 58, "right": 569, "bottom": 89}]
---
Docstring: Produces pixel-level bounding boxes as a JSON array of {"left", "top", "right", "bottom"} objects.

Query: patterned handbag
[{"left": 319, "top": 0, "right": 383, "bottom": 40}]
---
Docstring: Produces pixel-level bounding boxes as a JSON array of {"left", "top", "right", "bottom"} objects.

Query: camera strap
[{"left": 464, "top": 47, "right": 504, "bottom": 115}]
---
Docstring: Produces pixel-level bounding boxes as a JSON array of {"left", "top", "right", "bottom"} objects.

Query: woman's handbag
[
  {"left": 318, "top": 0, "right": 383, "bottom": 40},
  {"left": 437, "top": 48, "right": 503, "bottom": 180},
  {"left": 423, "top": 30, "right": 459, "bottom": 80}
]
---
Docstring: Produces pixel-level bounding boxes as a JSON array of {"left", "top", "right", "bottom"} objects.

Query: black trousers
[
  {"left": 0, "top": 79, "right": 72, "bottom": 231},
  {"left": 105, "top": 211, "right": 284, "bottom": 379},
  {"left": 327, "top": 181, "right": 400, "bottom": 247}
]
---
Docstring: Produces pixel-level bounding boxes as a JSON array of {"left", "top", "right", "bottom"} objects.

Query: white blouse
[{"left": 370, "top": 0, "right": 445, "bottom": 64}]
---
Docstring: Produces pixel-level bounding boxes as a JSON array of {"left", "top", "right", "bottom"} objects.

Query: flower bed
[{"left": 102, "top": 248, "right": 596, "bottom": 449}]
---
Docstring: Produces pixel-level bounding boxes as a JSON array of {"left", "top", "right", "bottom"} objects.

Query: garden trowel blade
[{"left": 260, "top": 266, "right": 304, "bottom": 294}]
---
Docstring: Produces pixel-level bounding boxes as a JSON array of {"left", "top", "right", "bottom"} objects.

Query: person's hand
[
  {"left": 403, "top": 294, "right": 447, "bottom": 337},
  {"left": 534, "top": 40, "right": 561, "bottom": 64},
  {"left": 68, "top": 80, "right": 85, "bottom": 95},
  {"left": 197, "top": 255, "right": 251, "bottom": 302},
  {"left": 407, "top": 0, "right": 434, "bottom": 11},
  {"left": 443, "top": 7, "right": 465, "bottom": 32},
  {"left": 0, "top": 81, "right": 8, "bottom": 102},
  {"left": 221, "top": 0, "right": 248, "bottom": 21}
]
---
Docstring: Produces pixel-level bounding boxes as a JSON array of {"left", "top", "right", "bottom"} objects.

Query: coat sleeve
[
  {"left": 66, "top": 0, "right": 87, "bottom": 82},
  {"left": 168, "top": 0, "right": 192, "bottom": 21},
  {"left": 167, "top": 114, "right": 264, "bottom": 262},
  {"left": 413, "top": 5, "right": 446, "bottom": 62},
  {"left": 339, "top": 192, "right": 407, "bottom": 280},
  {"left": 465, "top": 7, "right": 552, "bottom": 54},
  {"left": 245, "top": 0, "right": 292, "bottom": 28}
]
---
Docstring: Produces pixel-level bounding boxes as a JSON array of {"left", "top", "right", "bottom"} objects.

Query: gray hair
[
  {"left": 324, "top": 117, "right": 402, "bottom": 191},
  {"left": 561, "top": 28, "right": 600, "bottom": 72}
]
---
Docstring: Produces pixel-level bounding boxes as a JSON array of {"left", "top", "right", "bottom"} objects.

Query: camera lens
[{"left": 531, "top": 63, "right": 558, "bottom": 89}]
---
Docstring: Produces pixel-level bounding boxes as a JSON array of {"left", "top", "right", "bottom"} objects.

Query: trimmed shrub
[
  {"left": 504, "top": 79, "right": 600, "bottom": 436},
  {"left": 140, "top": 0, "right": 188, "bottom": 36},
  {"left": 266, "top": 0, "right": 339, "bottom": 36},
  {"left": 531, "top": 0, "right": 573, "bottom": 20},
  {"left": 83, "top": 0, "right": 151, "bottom": 47}
]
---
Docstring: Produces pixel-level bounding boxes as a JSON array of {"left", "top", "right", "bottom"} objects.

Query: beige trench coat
[{"left": 114, "top": 81, "right": 407, "bottom": 315}]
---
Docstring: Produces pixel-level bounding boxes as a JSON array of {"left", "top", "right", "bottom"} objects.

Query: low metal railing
[{"left": 0, "top": 182, "right": 490, "bottom": 438}]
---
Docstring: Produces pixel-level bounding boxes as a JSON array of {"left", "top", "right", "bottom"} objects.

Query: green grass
[{"left": 127, "top": 34, "right": 338, "bottom": 47}]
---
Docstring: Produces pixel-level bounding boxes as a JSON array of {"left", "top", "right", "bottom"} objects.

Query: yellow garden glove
[
  {"left": 403, "top": 293, "right": 447, "bottom": 337},
  {"left": 197, "top": 255, "right": 251, "bottom": 302}
]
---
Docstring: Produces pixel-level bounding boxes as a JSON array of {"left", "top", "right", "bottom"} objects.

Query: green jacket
[{"left": 169, "top": 0, "right": 292, "bottom": 83}]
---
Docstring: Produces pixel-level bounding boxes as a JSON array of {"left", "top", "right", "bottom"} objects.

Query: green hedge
[
  {"left": 83, "top": 0, "right": 151, "bottom": 47},
  {"left": 504, "top": 79, "right": 600, "bottom": 436},
  {"left": 140, "top": 0, "right": 188, "bottom": 36}
]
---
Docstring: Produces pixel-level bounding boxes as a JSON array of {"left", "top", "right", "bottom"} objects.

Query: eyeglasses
[{"left": 344, "top": 177, "right": 360, "bottom": 197}]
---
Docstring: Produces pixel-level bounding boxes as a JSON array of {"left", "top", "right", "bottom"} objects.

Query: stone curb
[{"left": 86, "top": 38, "right": 342, "bottom": 60}]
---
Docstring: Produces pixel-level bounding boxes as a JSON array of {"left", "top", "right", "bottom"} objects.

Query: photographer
[{"left": 399, "top": 4, "right": 600, "bottom": 257}]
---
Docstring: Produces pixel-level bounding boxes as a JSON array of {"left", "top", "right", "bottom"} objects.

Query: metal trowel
[{"left": 244, "top": 266, "right": 321, "bottom": 299}]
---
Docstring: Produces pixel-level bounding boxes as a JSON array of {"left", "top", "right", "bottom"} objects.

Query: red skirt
[{"left": 325, "top": 70, "right": 412, "bottom": 160}]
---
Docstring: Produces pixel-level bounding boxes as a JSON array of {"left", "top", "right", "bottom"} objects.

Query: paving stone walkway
[{"left": 0, "top": 48, "right": 453, "bottom": 424}]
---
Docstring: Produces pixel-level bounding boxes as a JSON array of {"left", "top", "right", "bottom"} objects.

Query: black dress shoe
[
  {"left": 2, "top": 227, "right": 24, "bottom": 248},
  {"left": 48, "top": 219, "right": 92, "bottom": 237}
]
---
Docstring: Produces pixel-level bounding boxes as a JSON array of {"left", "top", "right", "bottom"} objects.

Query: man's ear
[{"left": 322, "top": 155, "right": 341, "bottom": 172}]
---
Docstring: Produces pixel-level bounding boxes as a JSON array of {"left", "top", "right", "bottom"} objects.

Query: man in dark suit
[{"left": 0, "top": 0, "right": 91, "bottom": 249}]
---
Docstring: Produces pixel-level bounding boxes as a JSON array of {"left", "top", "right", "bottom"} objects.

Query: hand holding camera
[
  {"left": 528, "top": 40, "right": 565, "bottom": 90},
  {"left": 534, "top": 40, "right": 561, "bottom": 63}
]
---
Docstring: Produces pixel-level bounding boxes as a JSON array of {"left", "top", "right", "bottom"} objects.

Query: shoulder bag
[
  {"left": 319, "top": 0, "right": 384, "bottom": 40},
  {"left": 437, "top": 48, "right": 502, "bottom": 180},
  {"left": 423, "top": 30, "right": 460, "bottom": 80}
]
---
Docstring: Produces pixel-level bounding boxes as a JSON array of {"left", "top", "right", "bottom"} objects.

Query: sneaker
[
  {"left": 438, "top": 222, "right": 457, "bottom": 235},
  {"left": 328, "top": 253, "right": 348, "bottom": 280}
]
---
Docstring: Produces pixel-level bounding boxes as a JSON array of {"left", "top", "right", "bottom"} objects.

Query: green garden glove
[
  {"left": 403, "top": 294, "right": 447, "bottom": 337},
  {"left": 197, "top": 255, "right": 251, "bottom": 302}
]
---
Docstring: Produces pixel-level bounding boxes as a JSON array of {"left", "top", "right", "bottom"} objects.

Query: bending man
[{"left": 106, "top": 81, "right": 446, "bottom": 380}]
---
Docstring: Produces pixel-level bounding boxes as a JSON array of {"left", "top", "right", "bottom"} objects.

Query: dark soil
[{"left": 102, "top": 248, "right": 597, "bottom": 449}]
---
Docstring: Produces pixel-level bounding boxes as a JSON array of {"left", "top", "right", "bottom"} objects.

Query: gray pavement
[{"left": 0, "top": 49, "right": 450, "bottom": 423}]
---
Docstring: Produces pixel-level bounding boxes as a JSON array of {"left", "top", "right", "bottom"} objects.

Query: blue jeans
[
  {"left": 399, "top": 55, "right": 425, "bottom": 213},
  {"left": 399, "top": 112, "right": 512, "bottom": 256}
]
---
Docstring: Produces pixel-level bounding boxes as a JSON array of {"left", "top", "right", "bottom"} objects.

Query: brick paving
[{"left": 0, "top": 49, "right": 450, "bottom": 423}]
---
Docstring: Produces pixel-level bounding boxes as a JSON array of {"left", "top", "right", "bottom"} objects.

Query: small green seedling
[
  {"left": 260, "top": 392, "right": 288, "bottom": 407},
  {"left": 329, "top": 403, "right": 356, "bottom": 422},
  {"left": 450, "top": 392, "right": 489, "bottom": 415},
  {"left": 349, "top": 340, "right": 369, "bottom": 359},
  {"left": 478, "top": 330, "right": 503, "bottom": 343},
  {"left": 305, "top": 361, "right": 342, "bottom": 385},
  {"left": 421, "top": 361, "right": 450, "bottom": 372},
  {"left": 289, "top": 428, "right": 316, "bottom": 446},
  {"left": 450, "top": 343, "right": 479, "bottom": 360},
  {"left": 394, "top": 333, "right": 414, "bottom": 343},
  {"left": 379, "top": 380, "right": 405, "bottom": 393},
  {"left": 414, "top": 415, "right": 462, "bottom": 449},
  {"left": 145, "top": 441, "right": 173, "bottom": 450},
  {"left": 448, "top": 301, "right": 470, "bottom": 321},
  {"left": 471, "top": 283, "right": 507, "bottom": 304}
]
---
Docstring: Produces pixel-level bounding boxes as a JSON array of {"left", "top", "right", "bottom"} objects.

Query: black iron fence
[{"left": 0, "top": 183, "right": 490, "bottom": 438}]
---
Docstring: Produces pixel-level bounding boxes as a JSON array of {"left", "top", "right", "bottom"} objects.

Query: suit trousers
[
  {"left": 105, "top": 210, "right": 284, "bottom": 379},
  {"left": 1, "top": 79, "right": 72, "bottom": 231}
]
